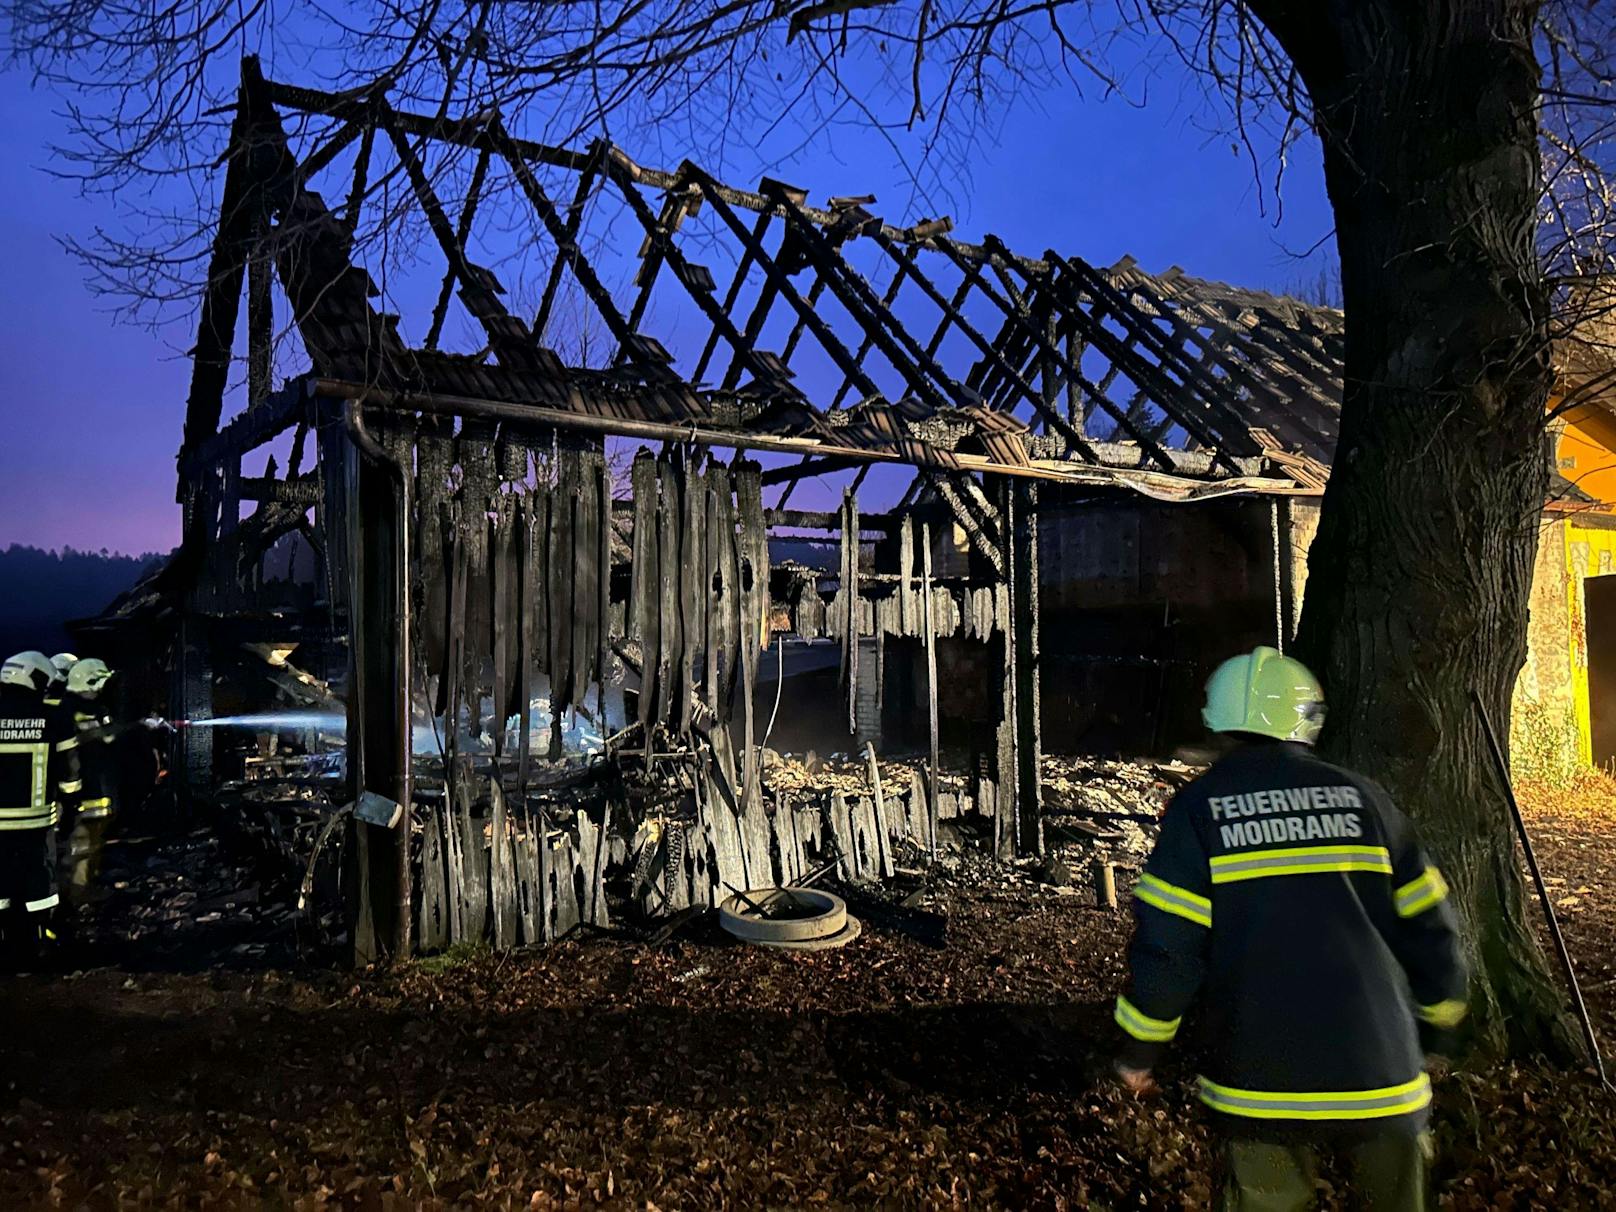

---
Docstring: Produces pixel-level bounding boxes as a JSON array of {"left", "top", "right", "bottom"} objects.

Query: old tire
[{"left": 718, "top": 888, "right": 848, "bottom": 943}]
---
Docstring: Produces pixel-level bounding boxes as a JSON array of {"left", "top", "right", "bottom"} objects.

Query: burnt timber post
[
  {"left": 1010, "top": 479, "right": 1044, "bottom": 857},
  {"left": 994, "top": 477, "right": 1043, "bottom": 859},
  {"left": 343, "top": 406, "right": 411, "bottom": 964}
]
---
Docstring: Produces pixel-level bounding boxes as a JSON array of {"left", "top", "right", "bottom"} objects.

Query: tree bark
[{"left": 1254, "top": 1, "right": 1576, "bottom": 1059}]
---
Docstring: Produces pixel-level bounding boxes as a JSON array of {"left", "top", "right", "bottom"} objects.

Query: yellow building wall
[
  {"left": 1559, "top": 406, "right": 1616, "bottom": 505},
  {"left": 1563, "top": 521, "right": 1616, "bottom": 768}
]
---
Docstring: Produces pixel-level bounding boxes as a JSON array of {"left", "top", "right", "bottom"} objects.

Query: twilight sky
[{"left": 0, "top": 42, "right": 1336, "bottom": 556}]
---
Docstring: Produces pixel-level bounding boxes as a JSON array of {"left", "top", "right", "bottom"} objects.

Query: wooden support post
[
  {"left": 1274, "top": 497, "right": 1297, "bottom": 650},
  {"left": 1093, "top": 859, "right": 1117, "bottom": 910},
  {"left": 1010, "top": 479, "right": 1044, "bottom": 857},
  {"left": 922, "top": 522, "right": 940, "bottom": 862},
  {"left": 864, "top": 742, "right": 894, "bottom": 878},
  {"left": 344, "top": 421, "right": 409, "bottom": 965},
  {"left": 845, "top": 489, "right": 860, "bottom": 736}
]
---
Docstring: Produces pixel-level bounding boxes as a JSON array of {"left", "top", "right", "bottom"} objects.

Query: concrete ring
[{"left": 718, "top": 887, "right": 848, "bottom": 942}]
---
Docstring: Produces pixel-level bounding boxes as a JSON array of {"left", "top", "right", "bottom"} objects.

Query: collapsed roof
[{"left": 180, "top": 58, "right": 1344, "bottom": 507}]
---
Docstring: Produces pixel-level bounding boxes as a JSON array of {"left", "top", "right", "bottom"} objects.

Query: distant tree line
[{"left": 0, "top": 545, "right": 166, "bottom": 658}]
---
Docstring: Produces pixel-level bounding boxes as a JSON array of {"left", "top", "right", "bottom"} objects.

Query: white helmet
[
  {"left": 66, "top": 658, "right": 114, "bottom": 699},
  {"left": 50, "top": 652, "right": 79, "bottom": 678},
  {"left": 2, "top": 651, "right": 58, "bottom": 693}
]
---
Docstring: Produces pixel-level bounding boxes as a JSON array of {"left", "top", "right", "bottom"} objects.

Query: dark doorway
[{"left": 1586, "top": 574, "right": 1616, "bottom": 769}]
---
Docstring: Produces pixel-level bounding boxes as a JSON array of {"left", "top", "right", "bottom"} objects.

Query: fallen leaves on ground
[{"left": 2, "top": 791, "right": 1615, "bottom": 1208}]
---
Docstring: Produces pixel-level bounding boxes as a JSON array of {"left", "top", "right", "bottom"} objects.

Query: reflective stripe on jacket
[
  {"left": 0, "top": 686, "right": 80, "bottom": 830},
  {"left": 1115, "top": 741, "right": 1467, "bottom": 1138}
]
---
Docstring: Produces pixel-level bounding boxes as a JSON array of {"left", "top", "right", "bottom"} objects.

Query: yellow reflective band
[
  {"left": 1114, "top": 995, "right": 1181, "bottom": 1043},
  {"left": 0, "top": 741, "right": 49, "bottom": 809},
  {"left": 0, "top": 812, "right": 55, "bottom": 829},
  {"left": 24, "top": 893, "right": 59, "bottom": 913},
  {"left": 1135, "top": 872, "right": 1212, "bottom": 928},
  {"left": 1199, "top": 1074, "right": 1431, "bottom": 1121},
  {"left": 59, "top": 779, "right": 83, "bottom": 794},
  {"left": 55, "top": 736, "right": 79, "bottom": 752},
  {"left": 1417, "top": 999, "right": 1467, "bottom": 1029},
  {"left": 1395, "top": 867, "right": 1450, "bottom": 918},
  {"left": 1209, "top": 844, "right": 1392, "bottom": 885}
]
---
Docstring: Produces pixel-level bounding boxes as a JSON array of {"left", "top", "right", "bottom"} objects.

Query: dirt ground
[{"left": 3, "top": 785, "right": 1616, "bottom": 1210}]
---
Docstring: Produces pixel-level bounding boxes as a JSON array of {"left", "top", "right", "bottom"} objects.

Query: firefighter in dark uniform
[
  {"left": 0, "top": 651, "right": 82, "bottom": 961},
  {"left": 63, "top": 658, "right": 117, "bottom": 905},
  {"left": 1115, "top": 646, "right": 1466, "bottom": 1211},
  {"left": 44, "top": 652, "right": 76, "bottom": 711}
]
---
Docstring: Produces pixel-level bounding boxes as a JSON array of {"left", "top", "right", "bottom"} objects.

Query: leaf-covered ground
[{"left": 3, "top": 786, "right": 1616, "bottom": 1209}]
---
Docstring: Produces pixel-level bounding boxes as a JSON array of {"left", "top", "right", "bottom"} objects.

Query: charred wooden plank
[
  {"left": 550, "top": 454, "right": 577, "bottom": 721},
  {"left": 654, "top": 458, "right": 681, "bottom": 728},
  {"left": 630, "top": 453, "right": 659, "bottom": 746},
  {"left": 714, "top": 464, "right": 742, "bottom": 718},
  {"left": 517, "top": 495, "right": 534, "bottom": 796},
  {"left": 845, "top": 489, "right": 860, "bottom": 736},
  {"left": 490, "top": 506, "right": 509, "bottom": 757},
  {"left": 703, "top": 466, "right": 722, "bottom": 717},
  {"left": 596, "top": 458, "right": 612, "bottom": 723},
  {"left": 922, "top": 522, "right": 940, "bottom": 860},
  {"left": 681, "top": 459, "right": 707, "bottom": 737},
  {"left": 735, "top": 459, "right": 767, "bottom": 803},
  {"left": 570, "top": 452, "right": 600, "bottom": 704}
]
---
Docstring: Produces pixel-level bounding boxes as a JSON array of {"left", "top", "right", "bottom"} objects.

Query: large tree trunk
[{"left": 1255, "top": 1, "right": 1575, "bottom": 1059}]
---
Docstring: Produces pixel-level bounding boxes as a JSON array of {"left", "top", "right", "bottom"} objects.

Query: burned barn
[{"left": 130, "top": 58, "right": 1355, "bottom": 961}]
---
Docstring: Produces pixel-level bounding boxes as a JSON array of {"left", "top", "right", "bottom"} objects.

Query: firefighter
[
  {"left": 43, "top": 653, "right": 76, "bottom": 711},
  {"left": 1114, "top": 646, "right": 1466, "bottom": 1211},
  {"left": 0, "top": 652, "right": 81, "bottom": 962},
  {"left": 63, "top": 658, "right": 117, "bottom": 906}
]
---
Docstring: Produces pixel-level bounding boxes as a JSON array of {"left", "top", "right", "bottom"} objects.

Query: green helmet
[
  {"left": 67, "top": 658, "right": 113, "bottom": 699},
  {"left": 1202, "top": 646, "right": 1325, "bottom": 745}
]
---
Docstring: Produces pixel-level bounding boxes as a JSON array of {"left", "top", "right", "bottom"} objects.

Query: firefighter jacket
[
  {"left": 1115, "top": 740, "right": 1466, "bottom": 1138},
  {"left": 0, "top": 684, "right": 82, "bottom": 831},
  {"left": 69, "top": 697, "right": 118, "bottom": 821}
]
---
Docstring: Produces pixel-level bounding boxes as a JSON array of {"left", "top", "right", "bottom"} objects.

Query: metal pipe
[
  {"left": 1472, "top": 689, "right": 1609, "bottom": 1086},
  {"left": 311, "top": 379, "right": 1309, "bottom": 498},
  {"left": 343, "top": 397, "right": 414, "bottom": 960}
]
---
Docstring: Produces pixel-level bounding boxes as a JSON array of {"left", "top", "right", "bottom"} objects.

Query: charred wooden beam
[
  {"left": 694, "top": 208, "right": 772, "bottom": 386},
  {"left": 875, "top": 233, "right": 1101, "bottom": 462},
  {"left": 829, "top": 250, "right": 915, "bottom": 410},
  {"left": 341, "top": 121, "right": 376, "bottom": 234},
  {"left": 928, "top": 472, "right": 1003, "bottom": 575},
  {"left": 1037, "top": 250, "right": 1259, "bottom": 463},
  {"left": 247, "top": 250, "right": 273, "bottom": 409},
  {"left": 239, "top": 473, "right": 323, "bottom": 505},
  {"left": 685, "top": 165, "right": 883, "bottom": 403},
  {"left": 181, "top": 380, "right": 311, "bottom": 479},
  {"left": 929, "top": 239, "right": 1182, "bottom": 472},
  {"left": 533, "top": 141, "right": 605, "bottom": 342},
  {"left": 1008, "top": 478, "right": 1043, "bottom": 857},
  {"left": 621, "top": 186, "right": 695, "bottom": 351},
  {"left": 180, "top": 60, "right": 280, "bottom": 489},
  {"left": 610, "top": 160, "right": 782, "bottom": 392},
  {"left": 485, "top": 118, "right": 656, "bottom": 375},
  {"left": 761, "top": 184, "right": 959, "bottom": 416},
  {"left": 318, "top": 379, "right": 1310, "bottom": 497},
  {"left": 425, "top": 144, "right": 492, "bottom": 351},
  {"left": 759, "top": 454, "right": 863, "bottom": 486}
]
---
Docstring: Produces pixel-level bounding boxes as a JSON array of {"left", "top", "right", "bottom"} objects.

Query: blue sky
[{"left": 0, "top": 36, "right": 1335, "bottom": 555}]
